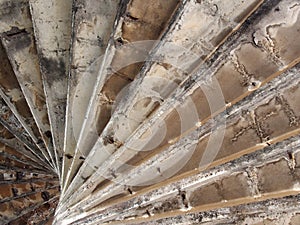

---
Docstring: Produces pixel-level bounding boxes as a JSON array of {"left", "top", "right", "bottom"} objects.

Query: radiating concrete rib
[
  {"left": 0, "top": 0, "right": 299, "bottom": 223},
  {"left": 0, "top": 178, "right": 59, "bottom": 198},
  {"left": 0, "top": 44, "right": 39, "bottom": 147},
  {"left": 0, "top": 155, "right": 44, "bottom": 174},
  {"left": 1, "top": 194, "right": 59, "bottom": 225},
  {"left": 0, "top": 141, "right": 49, "bottom": 171},
  {"left": 65, "top": 62, "right": 300, "bottom": 219},
  {"left": 0, "top": 98, "right": 54, "bottom": 169},
  {"left": 0, "top": 170, "right": 55, "bottom": 185},
  {"left": 0, "top": 45, "right": 54, "bottom": 170},
  {"left": 62, "top": 0, "right": 120, "bottom": 192},
  {"left": 65, "top": 135, "right": 300, "bottom": 224},
  {"left": 0, "top": 155, "right": 46, "bottom": 175},
  {"left": 0, "top": 185, "right": 59, "bottom": 205},
  {"left": 65, "top": 0, "right": 300, "bottom": 207},
  {"left": 0, "top": 123, "right": 50, "bottom": 169},
  {"left": 101, "top": 193, "right": 300, "bottom": 224},
  {"left": 29, "top": 0, "right": 72, "bottom": 175},
  {"left": 0, "top": 163, "right": 55, "bottom": 181},
  {"left": 57, "top": 60, "right": 300, "bottom": 220},
  {"left": 0, "top": 0, "right": 56, "bottom": 167},
  {"left": 0, "top": 42, "right": 56, "bottom": 168},
  {"left": 0, "top": 164, "right": 51, "bottom": 176},
  {"left": 143, "top": 195, "right": 300, "bottom": 225},
  {"left": 6, "top": 200, "right": 58, "bottom": 225},
  {"left": 64, "top": 0, "right": 181, "bottom": 193},
  {"left": 103, "top": 195, "right": 300, "bottom": 225},
  {"left": 150, "top": 196, "right": 300, "bottom": 225},
  {"left": 7, "top": 200, "right": 58, "bottom": 225},
  {"left": 0, "top": 145, "right": 48, "bottom": 172},
  {"left": 0, "top": 32, "right": 56, "bottom": 169},
  {"left": 60, "top": 0, "right": 263, "bottom": 203}
]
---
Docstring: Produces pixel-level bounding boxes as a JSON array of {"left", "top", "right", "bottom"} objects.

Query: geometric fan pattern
[{"left": 0, "top": 0, "right": 300, "bottom": 224}]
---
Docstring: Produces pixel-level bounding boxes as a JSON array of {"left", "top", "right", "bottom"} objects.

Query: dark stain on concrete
[
  {"left": 2, "top": 27, "right": 32, "bottom": 51},
  {"left": 45, "top": 130, "right": 52, "bottom": 138},
  {"left": 0, "top": 42, "right": 19, "bottom": 91},
  {"left": 65, "top": 154, "right": 73, "bottom": 159},
  {"left": 0, "top": 1, "right": 26, "bottom": 21},
  {"left": 41, "top": 191, "right": 50, "bottom": 201},
  {"left": 11, "top": 187, "right": 18, "bottom": 197},
  {"left": 39, "top": 56, "right": 66, "bottom": 86},
  {"left": 15, "top": 171, "right": 24, "bottom": 181}
]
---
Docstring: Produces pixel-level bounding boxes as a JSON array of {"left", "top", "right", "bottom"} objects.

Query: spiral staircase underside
[{"left": 0, "top": 0, "right": 300, "bottom": 224}]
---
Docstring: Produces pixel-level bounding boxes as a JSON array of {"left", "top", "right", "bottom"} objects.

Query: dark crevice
[
  {"left": 65, "top": 154, "right": 73, "bottom": 159},
  {"left": 4, "top": 27, "right": 28, "bottom": 38},
  {"left": 127, "top": 187, "right": 133, "bottom": 194},
  {"left": 41, "top": 191, "right": 50, "bottom": 201},
  {"left": 125, "top": 12, "right": 139, "bottom": 21},
  {"left": 179, "top": 190, "right": 189, "bottom": 208}
]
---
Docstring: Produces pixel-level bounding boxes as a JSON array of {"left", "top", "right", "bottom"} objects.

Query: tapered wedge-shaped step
[
  {"left": 63, "top": 134, "right": 300, "bottom": 224},
  {"left": 0, "top": 0, "right": 55, "bottom": 170},
  {"left": 1, "top": 0, "right": 300, "bottom": 224},
  {"left": 29, "top": 0, "right": 73, "bottom": 175},
  {"left": 59, "top": 0, "right": 300, "bottom": 211},
  {"left": 61, "top": 0, "right": 263, "bottom": 203},
  {"left": 57, "top": 60, "right": 300, "bottom": 222},
  {"left": 62, "top": 0, "right": 120, "bottom": 192},
  {"left": 64, "top": 0, "right": 181, "bottom": 194}
]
